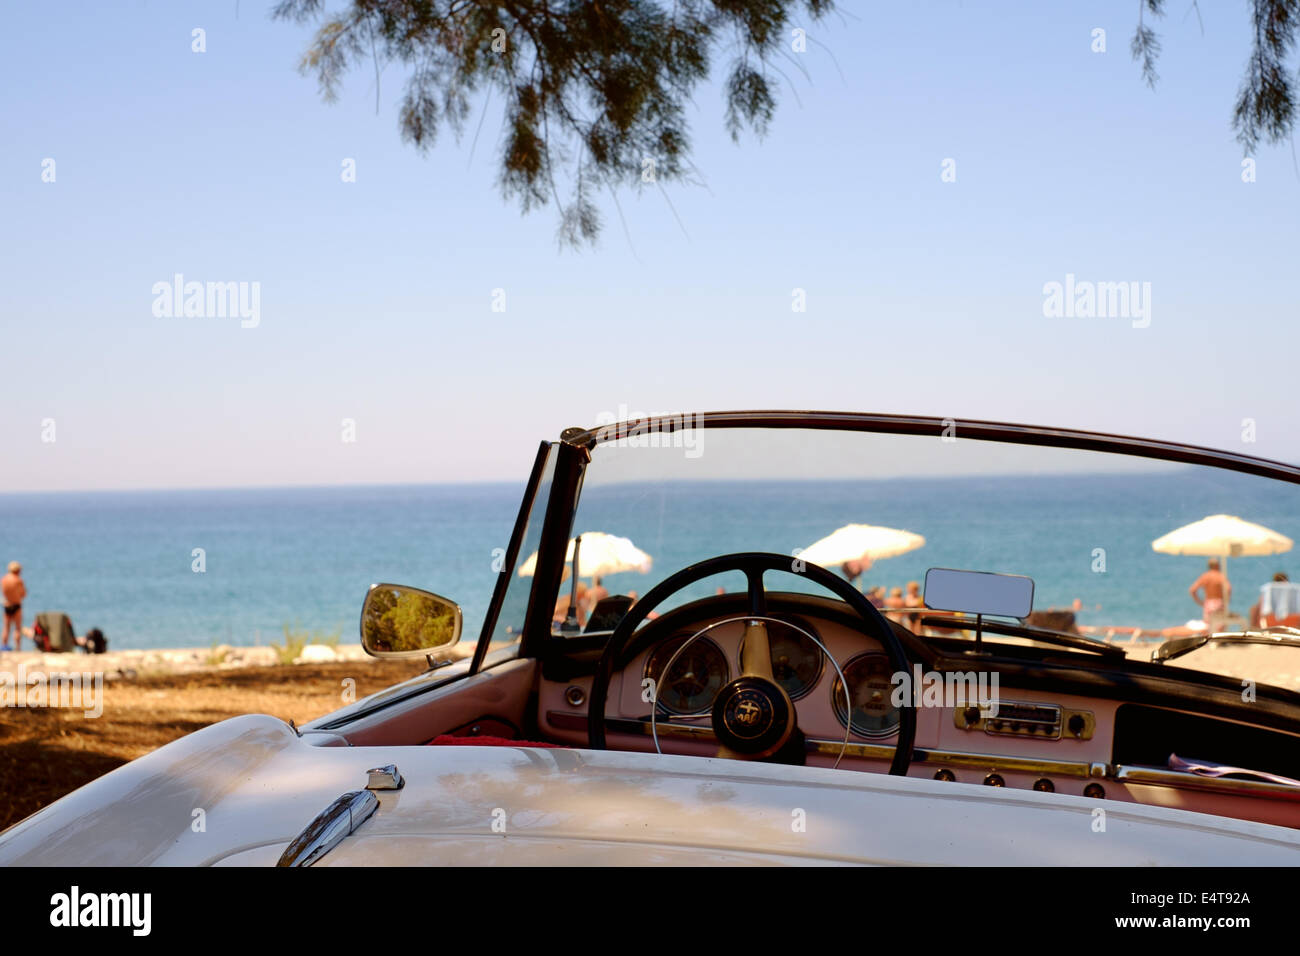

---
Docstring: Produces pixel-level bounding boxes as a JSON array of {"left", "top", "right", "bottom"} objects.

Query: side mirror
[{"left": 360, "top": 584, "right": 462, "bottom": 659}]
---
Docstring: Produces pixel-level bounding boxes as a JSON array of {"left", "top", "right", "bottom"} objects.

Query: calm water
[
  {"left": 2, "top": 470, "right": 1297, "bottom": 650},
  {"left": 0, "top": 484, "right": 521, "bottom": 651}
]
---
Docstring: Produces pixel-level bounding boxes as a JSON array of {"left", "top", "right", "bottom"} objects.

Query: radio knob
[
  {"left": 1068, "top": 714, "right": 1086, "bottom": 738},
  {"left": 963, "top": 706, "right": 982, "bottom": 726}
]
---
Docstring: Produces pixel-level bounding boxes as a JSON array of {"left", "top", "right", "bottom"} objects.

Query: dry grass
[{"left": 0, "top": 659, "right": 426, "bottom": 832}]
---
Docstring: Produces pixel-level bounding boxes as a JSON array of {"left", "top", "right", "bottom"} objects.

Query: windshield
[{"left": 558, "top": 427, "right": 1300, "bottom": 667}]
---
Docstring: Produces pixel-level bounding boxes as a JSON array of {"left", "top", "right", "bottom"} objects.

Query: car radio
[{"left": 954, "top": 700, "right": 1095, "bottom": 740}]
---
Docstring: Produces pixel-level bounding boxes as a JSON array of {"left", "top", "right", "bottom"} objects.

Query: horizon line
[{"left": 0, "top": 464, "right": 1199, "bottom": 498}]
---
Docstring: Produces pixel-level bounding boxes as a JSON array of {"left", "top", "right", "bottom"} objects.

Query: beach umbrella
[
  {"left": 1151, "top": 514, "right": 1292, "bottom": 565},
  {"left": 518, "top": 532, "right": 653, "bottom": 579},
  {"left": 798, "top": 524, "right": 926, "bottom": 570}
]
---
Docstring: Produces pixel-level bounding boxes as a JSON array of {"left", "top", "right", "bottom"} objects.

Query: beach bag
[
  {"left": 33, "top": 612, "right": 77, "bottom": 653},
  {"left": 85, "top": 627, "right": 107, "bottom": 654}
]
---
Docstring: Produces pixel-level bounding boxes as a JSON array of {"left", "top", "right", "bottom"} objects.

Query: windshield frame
[{"left": 572, "top": 411, "right": 1300, "bottom": 483}]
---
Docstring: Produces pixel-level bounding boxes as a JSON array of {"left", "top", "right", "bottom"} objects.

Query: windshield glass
[{"left": 559, "top": 427, "right": 1300, "bottom": 678}]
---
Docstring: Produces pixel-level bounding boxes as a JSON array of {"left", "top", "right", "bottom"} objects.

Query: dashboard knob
[
  {"left": 963, "top": 706, "right": 982, "bottom": 726},
  {"left": 1068, "top": 714, "right": 1086, "bottom": 737}
]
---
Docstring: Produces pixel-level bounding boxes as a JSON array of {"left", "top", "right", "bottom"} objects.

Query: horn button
[{"left": 713, "top": 675, "right": 794, "bottom": 757}]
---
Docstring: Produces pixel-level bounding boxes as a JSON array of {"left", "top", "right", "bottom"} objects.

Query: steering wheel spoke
[
  {"left": 744, "top": 567, "right": 767, "bottom": 616},
  {"left": 739, "top": 619, "right": 775, "bottom": 681}
]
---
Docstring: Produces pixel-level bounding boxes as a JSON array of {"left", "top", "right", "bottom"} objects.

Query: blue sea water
[
  {"left": 0, "top": 484, "right": 521, "bottom": 651},
  {"left": 1, "top": 469, "right": 1298, "bottom": 650}
]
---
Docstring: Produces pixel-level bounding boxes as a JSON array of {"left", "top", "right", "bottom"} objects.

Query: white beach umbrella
[
  {"left": 1151, "top": 514, "right": 1292, "bottom": 561},
  {"left": 518, "top": 532, "right": 653, "bottom": 578},
  {"left": 798, "top": 524, "right": 926, "bottom": 568}
]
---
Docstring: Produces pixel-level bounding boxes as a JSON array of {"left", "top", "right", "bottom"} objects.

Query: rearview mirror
[
  {"left": 924, "top": 568, "right": 1034, "bottom": 619},
  {"left": 360, "top": 583, "right": 462, "bottom": 659}
]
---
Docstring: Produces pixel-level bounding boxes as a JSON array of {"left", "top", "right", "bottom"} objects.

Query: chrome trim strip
[
  {"left": 559, "top": 712, "right": 1101, "bottom": 779},
  {"left": 276, "top": 789, "right": 379, "bottom": 867},
  {"left": 805, "top": 739, "right": 1098, "bottom": 778},
  {"left": 1114, "top": 765, "right": 1300, "bottom": 801}
]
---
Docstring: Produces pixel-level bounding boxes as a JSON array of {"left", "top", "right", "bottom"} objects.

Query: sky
[{"left": 1, "top": 0, "right": 1298, "bottom": 491}]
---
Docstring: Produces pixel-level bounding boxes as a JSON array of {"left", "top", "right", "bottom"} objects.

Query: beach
[{"left": 0, "top": 649, "right": 426, "bottom": 831}]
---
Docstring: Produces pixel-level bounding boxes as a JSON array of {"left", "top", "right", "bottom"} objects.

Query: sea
[{"left": 1, "top": 469, "right": 1297, "bottom": 651}]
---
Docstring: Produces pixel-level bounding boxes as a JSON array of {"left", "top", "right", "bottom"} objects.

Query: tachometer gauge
[
  {"left": 645, "top": 636, "right": 729, "bottom": 716},
  {"left": 832, "top": 652, "right": 901, "bottom": 737}
]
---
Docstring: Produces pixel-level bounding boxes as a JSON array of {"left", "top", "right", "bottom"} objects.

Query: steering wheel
[{"left": 587, "top": 552, "right": 917, "bottom": 775}]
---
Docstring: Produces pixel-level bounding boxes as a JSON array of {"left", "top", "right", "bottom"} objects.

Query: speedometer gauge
[
  {"left": 645, "top": 635, "right": 729, "bottom": 716},
  {"left": 831, "top": 652, "right": 901, "bottom": 737}
]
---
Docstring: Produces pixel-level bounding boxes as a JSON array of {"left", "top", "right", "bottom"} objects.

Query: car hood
[{"left": 2, "top": 714, "right": 1298, "bottom": 866}]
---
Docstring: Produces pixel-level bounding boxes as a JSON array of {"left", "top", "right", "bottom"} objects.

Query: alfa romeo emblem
[{"left": 723, "top": 688, "right": 774, "bottom": 739}]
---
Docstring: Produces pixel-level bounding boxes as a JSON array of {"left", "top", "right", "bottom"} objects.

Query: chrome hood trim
[{"left": 276, "top": 790, "right": 379, "bottom": 867}]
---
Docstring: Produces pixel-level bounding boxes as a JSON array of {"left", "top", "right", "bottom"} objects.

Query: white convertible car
[{"left": 2, "top": 412, "right": 1298, "bottom": 865}]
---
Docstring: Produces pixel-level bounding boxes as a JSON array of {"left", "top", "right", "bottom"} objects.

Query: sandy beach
[{"left": 1, "top": 641, "right": 377, "bottom": 678}]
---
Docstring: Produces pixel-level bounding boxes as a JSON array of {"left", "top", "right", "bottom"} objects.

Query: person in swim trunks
[
  {"left": 1189, "top": 558, "right": 1230, "bottom": 630},
  {"left": 2, "top": 562, "right": 26, "bottom": 650}
]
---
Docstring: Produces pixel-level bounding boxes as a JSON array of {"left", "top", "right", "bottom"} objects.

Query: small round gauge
[
  {"left": 831, "top": 652, "right": 901, "bottom": 738},
  {"left": 737, "top": 618, "right": 824, "bottom": 701},
  {"left": 645, "top": 635, "right": 729, "bottom": 716}
]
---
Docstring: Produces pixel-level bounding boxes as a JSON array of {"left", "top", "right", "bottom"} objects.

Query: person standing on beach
[
  {"left": 1189, "top": 558, "right": 1230, "bottom": 630},
  {"left": 1, "top": 562, "right": 26, "bottom": 651},
  {"left": 584, "top": 576, "right": 609, "bottom": 615},
  {"left": 903, "top": 580, "right": 925, "bottom": 632}
]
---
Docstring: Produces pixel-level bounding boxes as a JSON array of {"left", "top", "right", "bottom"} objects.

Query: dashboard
[
  {"left": 536, "top": 601, "right": 1300, "bottom": 831},
  {"left": 637, "top": 615, "right": 901, "bottom": 740}
]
